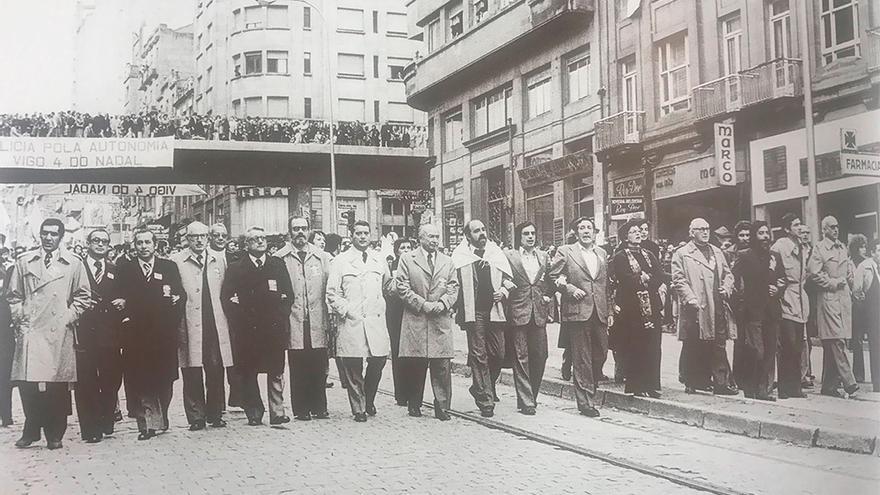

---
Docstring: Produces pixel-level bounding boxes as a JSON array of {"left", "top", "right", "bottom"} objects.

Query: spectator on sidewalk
[
  {"left": 0, "top": 263, "right": 14, "bottom": 427},
  {"left": 807, "top": 216, "right": 859, "bottom": 399},
  {"left": 385, "top": 237, "right": 414, "bottom": 407},
  {"left": 610, "top": 219, "right": 663, "bottom": 399},
  {"left": 672, "top": 218, "right": 737, "bottom": 396},
  {"left": 800, "top": 225, "right": 817, "bottom": 388},
  {"left": 847, "top": 234, "right": 868, "bottom": 383},
  {"left": 770, "top": 214, "right": 809, "bottom": 399},
  {"left": 853, "top": 239, "right": 880, "bottom": 392},
  {"left": 730, "top": 220, "right": 751, "bottom": 391}
]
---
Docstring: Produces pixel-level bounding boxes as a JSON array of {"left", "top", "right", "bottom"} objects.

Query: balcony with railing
[
  {"left": 867, "top": 28, "right": 880, "bottom": 72},
  {"left": 405, "top": 0, "right": 593, "bottom": 110},
  {"left": 594, "top": 110, "right": 644, "bottom": 154},
  {"left": 692, "top": 58, "right": 803, "bottom": 121}
]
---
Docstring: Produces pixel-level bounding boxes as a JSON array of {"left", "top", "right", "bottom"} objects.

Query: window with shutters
[
  {"left": 267, "top": 5, "right": 288, "bottom": 28},
  {"left": 657, "top": 32, "right": 689, "bottom": 115},
  {"left": 338, "top": 8, "right": 365, "bottom": 32},
  {"left": 339, "top": 98, "right": 366, "bottom": 121},
  {"left": 820, "top": 0, "right": 860, "bottom": 64},
  {"left": 387, "top": 12, "right": 407, "bottom": 35},
  {"left": 244, "top": 96, "right": 263, "bottom": 117},
  {"left": 566, "top": 47, "right": 591, "bottom": 103},
  {"left": 303, "top": 52, "right": 311, "bottom": 74},
  {"left": 267, "top": 96, "right": 289, "bottom": 118},
  {"left": 338, "top": 53, "right": 365, "bottom": 77},
  {"left": 267, "top": 51, "right": 288, "bottom": 73},
  {"left": 244, "top": 6, "right": 263, "bottom": 29},
  {"left": 245, "top": 51, "right": 262, "bottom": 74},
  {"left": 444, "top": 110, "right": 463, "bottom": 151},
  {"left": 763, "top": 146, "right": 787, "bottom": 192},
  {"left": 526, "top": 68, "right": 551, "bottom": 119},
  {"left": 472, "top": 85, "right": 512, "bottom": 136}
]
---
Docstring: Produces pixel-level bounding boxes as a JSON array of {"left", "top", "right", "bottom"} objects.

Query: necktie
[
  {"left": 298, "top": 250, "right": 307, "bottom": 264},
  {"left": 255, "top": 257, "right": 262, "bottom": 268},
  {"left": 94, "top": 259, "right": 103, "bottom": 282},
  {"left": 197, "top": 253, "right": 204, "bottom": 268},
  {"left": 44, "top": 251, "right": 52, "bottom": 268},
  {"left": 143, "top": 262, "right": 152, "bottom": 280},
  {"left": 362, "top": 251, "right": 368, "bottom": 263},
  {"left": 427, "top": 252, "right": 434, "bottom": 273}
]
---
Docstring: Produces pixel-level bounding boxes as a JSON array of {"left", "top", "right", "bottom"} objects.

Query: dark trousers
[
  {"left": 680, "top": 323, "right": 731, "bottom": 390},
  {"left": 181, "top": 364, "right": 226, "bottom": 424},
  {"left": 240, "top": 368, "right": 287, "bottom": 423},
  {"left": 74, "top": 346, "right": 123, "bottom": 439},
  {"left": 740, "top": 319, "right": 778, "bottom": 397},
  {"left": 851, "top": 335, "right": 866, "bottom": 383},
  {"left": 869, "top": 327, "right": 880, "bottom": 392},
  {"left": 510, "top": 321, "right": 548, "bottom": 410},
  {"left": 0, "top": 339, "right": 13, "bottom": 423},
  {"left": 388, "top": 325, "right": 405, "bottom": 404},
  {"left": 18, "top": 382, "right": 70, "bottom": 443},
  {"left": 464, "top": 311, "right": 505, "bottom": 411},
  {"left": 226, "top": 366, "right": 244, "bottom": 408},
  {"left": 339, "top": 357, "right": 386, "bottom": 415},
  {"left": 622, "top": 326, "right": 661, "bottom": 394},
  {"left": 801, "top": 335, "right": 814, "bottom": 383},
  {"left": 567, "top": 314, "right": 608, "bottom": 411},
  {"left": 778, "top": 319, "right": 804, "bottom": 396},
  {"left": 402, "top": 357, "right": 452, "bottom": 412},
  {"left": 288, "top": 348, "right": 328, "bottom": 416},
  {"left": 133, "top": 382, "right": 173, "bottom": 432},
  {"left": 821, "top": 339, "right": 857, "bottom": 394}
]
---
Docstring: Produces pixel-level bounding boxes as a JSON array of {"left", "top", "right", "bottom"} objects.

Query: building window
[
  {"left": 472, "top": 85, "right": 512, "bottom": 136},
  {"left": 722, "top": 15, "right": 742, "bottom": 101},
  {"left": 373, "top": 10, "right": 379, "bottom": 33},
  {"left": 267, "top": 96, "right": 289, "bottom": 118},
  {"left": 769, "top": 0, "right": 791, "bottom": 59},
  {"left": 245, "top": 51, "right": 262, "bottom": 74},
  {"left": 338, "top": 53, "right": 365, "bottom": 77},
  {"left": 374, "top": 100, "right": 380, "bottom": 121},
  {"left": 244, "top": 6, "right": 263, "bottom": 29},
  {"left": 233, "top": 99, "right": 242, "bottom": 117},
  {"left": 232, "top": 54, "right": 242, "bottom": 77},
  {"left": 573, "top": 180, "right": 594, "bottom": 220},
  {"left": 233, "top": 9, "right": 242, "bottom": 31},
  {"left": 525, "top": 149, "right": 552, "bottom": 168},
  {"left": 339, "top": 98, "right": 366, "bottom": 121},
  {"left": 304, "top": 97, "right": 312, "bottom": 118},
  {"left": 820, "top": 0, "right": 860, "bottom": 64},
  {"left": 303, "top": 6, "right": 311, "bottom": 29},
  {"left": 427, "top": 17, "right": 440, "bottom": 53},
  {"left": 621, "top": 58, "right": 638, "bottom": 111},
  {"left": 526, "top": 68, "right": 551, "bottom": 119},
  {"left": 566, "top": 47, "right": 591, "bottom": 103},
  {"left": 525, "top": 184, "right": 554, "bottom": 248},
  {"left": 449, "top": 4, "right": 464, "bottom": 39},
  {"left": 387, "top": 12, "right": 407, "bottom": 35},
  {"left": 388, "top": 57, "right": 408, "bottom": 80},
  {"left": 373, "top": 55, "right": 380, "bottom": 78},
  {"left": 303, "top": 52, "right": 312, "bottom": 74},
  {"left": 657, "top": 32, "right": 689, "bottom": 115},
  {"left": 244, "top": 96, "right": 263, "bottom": 117},
  {"left": 763, "top": 146, "right": 787, "bottom": 192},
  {"left": 473, "top": 0, "right": 489, "bottom": 24},
  {"left": 267, "top": 5, "right": 288, "bottom": 28},
  {"left": 205, "top": 66, "right": 212, "bottom": 89},
  {"left": 486, "top": 169, "right": 507, "bottom": 243},
  {"left": 388, "top": 102, "right": 413, "bottom": 123},
  {"left": 338, "top": 8, "right": 365, "bottom": 32},
  {"left": 444, "top": 111, "right": 463, "bottom": 151},
  {"left": 267, "top": 51, "right": 288, "bottom": 73},
  {"left": 382, "top": 198, "right": 404, "bottom": 216}
]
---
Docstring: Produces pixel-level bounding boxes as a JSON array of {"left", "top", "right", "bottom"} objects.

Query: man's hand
[
  {"left": 686, "top": 298, "right": 699, "bottom": 309},
  {"left": 111, "top": 298, "right": 126, "bottom": 311},
  {"left": 230, "top": 294, "right": 240, "bottom": 305},
  {"left": 171, "top": 295, "right": 181, "bottom": 305},
  {"left": 613, "top": 304, "right": 621, "bottom": 315},
  {"left": 493, "top": 290, "right": 505, "bottom": 303},
  {"left": 569, "top": 285, "right": 587, "bottom": 301},
  {"left": 768, "top": 285, "right": 779, "bottom": 297},
  {"left": 542, "top": 296, "right": 552, "bottom": 304}
]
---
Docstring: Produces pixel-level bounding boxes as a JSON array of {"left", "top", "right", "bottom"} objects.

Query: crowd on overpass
[{"left": 0, "top": 111, "right": 428, "bottom": 149}]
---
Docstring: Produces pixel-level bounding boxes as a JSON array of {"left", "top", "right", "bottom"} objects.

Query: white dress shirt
[
  {"left": 249, "top": 253, "right": 266, "bottom": 267},
  {"left": 520, "top": 247, "right": 540, "bottom": 282},
  {"left": 87, "top": 255, "right": 105, "bottom": 283},
  {"left": 579, "top": 243, "right": 598, "bottom": 277}
]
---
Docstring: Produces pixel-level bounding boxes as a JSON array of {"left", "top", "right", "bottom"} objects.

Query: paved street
[{"left": 2, "top": 361, "right": 878, "bottom": 495}]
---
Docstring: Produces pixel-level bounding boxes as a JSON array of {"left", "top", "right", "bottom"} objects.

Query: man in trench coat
[
  {"left": 671, "top": 218, "right": 737, "bottom": 396},
  {"left": 173, "top": 221, "right": 235, "bottom": 430},
  {"left": 222, "top": 226, "right": 293, "bottom": 425},
  {"left": 807, "top": 215, "right": 859, "bottom": 398},
  {"left": 326, "top": 220, "right": 392, "bottom": 422},
  {"left": 116, "top": 228, "right": 185, "bottom": 440},
  {"left": 396, "top": 224, "right": 458, "bottom": 420},
  {"left": 7, "top": 218, "right": 91, "bottom": 449}
]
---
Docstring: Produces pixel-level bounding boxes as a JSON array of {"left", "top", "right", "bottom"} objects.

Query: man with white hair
[
  {"left": 671, "top": 217, "right": 737, "bottom": 395},
  {"left": 808, "top": 215, "right": 859, "bottom": 398},
  {"left": 173, "top": 221, "right": 235, "bottom": 430}
]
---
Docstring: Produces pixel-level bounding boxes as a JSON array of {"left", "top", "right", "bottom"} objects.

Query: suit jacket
[
  {"left": 548, "top": 243, "right": 609, "bottom": 324},
  {"left": 504, "top": 248, "right": 552, "bottom": 327},
  {"left": 275, "top": 243, "right": 331, "bottom": 350},
  {"left": 116, "top": 257, "right": 185, "bottom": 391},
  {"left": 732, "top": 248, "right": 785, "bottom": 325},
  {"left": 173, "top": 249, "right": 234, "bottom": 368},
  {"left": 7, "top": 248, "right": 90, "bottom": 383},
  {"left": 78, "top": 256, "right": 122, "bottom": 350},
  {"left": 396, "top": 248, "right": 458, "bottom": 358},
  {"left": 221, "top": 255, "right": 292, "bottom": 375}
]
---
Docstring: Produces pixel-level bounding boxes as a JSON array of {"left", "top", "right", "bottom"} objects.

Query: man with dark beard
[{"left": 731, "top": 221, "right": 785, "bottom": 400}]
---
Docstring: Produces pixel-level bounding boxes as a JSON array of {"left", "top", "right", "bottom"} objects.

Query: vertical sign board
[{"left": 714, "top": 123, "right": 736, "bottom": 186}]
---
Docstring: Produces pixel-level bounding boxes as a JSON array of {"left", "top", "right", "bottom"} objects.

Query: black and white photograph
[{"left": 0, "top": 0, "right": 878, "bottom": 493}]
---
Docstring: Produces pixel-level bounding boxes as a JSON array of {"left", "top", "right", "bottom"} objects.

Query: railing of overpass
[{"left": 0, "top": 112, "right": 428, "bottom": 149}]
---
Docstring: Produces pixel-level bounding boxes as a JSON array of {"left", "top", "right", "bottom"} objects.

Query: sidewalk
[{"left": 451, "top": 324, "right": 880, "bottom": 455}]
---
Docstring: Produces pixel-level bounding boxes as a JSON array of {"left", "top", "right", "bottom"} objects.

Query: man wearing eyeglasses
[
  {"left": 74, "top": 228, "right": 125, "bottom": 443},
  {"left": 807, "top": 215, "right": 859, "bottom": 398},
  {"left": 671, "top": 217, "right": 737, "bottom": 396}
]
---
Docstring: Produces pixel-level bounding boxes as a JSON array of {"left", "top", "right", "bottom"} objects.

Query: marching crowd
[
  {"left": 0, "top": 210, "right": 878, "bottom": 450},
  {"left": 0, "top": 111, "right": 428, "bottom": 149}
]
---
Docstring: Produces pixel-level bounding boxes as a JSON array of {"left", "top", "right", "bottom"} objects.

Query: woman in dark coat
[{"left": 610, "top": 219, "right": 663, "bottom": 397}]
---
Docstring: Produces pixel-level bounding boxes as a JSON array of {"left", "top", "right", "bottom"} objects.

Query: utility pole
[{"left": 798, "top": 0, "right": 820, "bottom": 243}]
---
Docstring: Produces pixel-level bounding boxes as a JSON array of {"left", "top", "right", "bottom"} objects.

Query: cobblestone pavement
[{"left": 0, "top": 377, "right": 703, "bottom": 495}]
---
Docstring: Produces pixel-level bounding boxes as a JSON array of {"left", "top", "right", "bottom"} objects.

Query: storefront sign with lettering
[
  {"left": 714, "top": 123, "right": 736, "bottom": 186},
  {"left": 517, "top": 149, "right": 592, "bottom": 188}
]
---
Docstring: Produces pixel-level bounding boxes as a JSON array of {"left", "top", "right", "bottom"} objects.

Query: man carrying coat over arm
[
  {"left": 7, "top": 218, "right": 91, "bottom": 449},
  {"left": 396, "top": 224, "right": 459, "bottom": 420}
]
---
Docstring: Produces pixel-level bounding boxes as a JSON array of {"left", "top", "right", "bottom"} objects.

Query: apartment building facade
[{"left": 124, "top": 24, "right": 195, "bottom": 114}]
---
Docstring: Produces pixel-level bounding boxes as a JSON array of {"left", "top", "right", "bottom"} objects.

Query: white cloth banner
[
  {"left": 0, "top": 137, "right": 174, "bottom": 169},
  {"left": 32, "top": 183, "right": 206, "bottom": 197}
]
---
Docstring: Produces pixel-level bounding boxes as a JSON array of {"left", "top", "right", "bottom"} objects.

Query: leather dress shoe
[
  {"left": 579, "top": 407, "right": 600, "bottom": 418},
  {"left": 435, "top": 410, "right": 451, "bottom": 421},
  {"left": 86, "top": 434, "right": 103, "bottom": 444},
  {"left": 189, "top": 420, "right": 206, "bottom": 431},
  {"left": 353, "top": 413, "right": 367, "bottom": 422},
  {"left": 780, "top": 392, "right": 806, "bottom": 399},
  {"left": 713, "top": 386, "right": 739, "bottom": 396},
  {"left": 295, "top": 414, "right": 312, "bottom": 421},
  {"left": 844, "top": 384, "right": 860, "bottom": 397},
  {"left": 365, "top": 404, "right": 377, "bottom": 416},
  {"left": 646, "top": 390, "right": 662, "bottom": 399},
  {"left": 408, "top": 407, "right": 422, "bottom": 418},
  {"left": 15, "top": 436, "right": 38, "bottom": 448},
  {"left": 479, "top": 408, "right": 494, "bottom": 418},
  {"left": 114, "top": 411, "right": 123, "bottom": 422},
  {"left": 312, "top": 411, "right": 330, "bottom": 419},
  {"left": 685, "top": 386, "right": 697, "bottom": 394},
  {"left": 755, "top": 395, "right": 777, "bottom": 402},
  {"left": 519, "top": 407, "right": 536, "bottom": 416},
  {"left": 46, "top": 440, "right": 63, "bottom": 450},
  {"left": 1, "top": 417, "right": 13, "bottom": 427},
  {"left": 325, "top": 381, "right": 334, "bottom": 388},
  {"left": 210, "top": 419, "right": 227, "bottom": 428},
  {"left": 103, "top": 424, "right": 115, "bottom": 436},
  {"left": 395, "top": 399, "right": 408, "bottom": 407},
  {"left": 821, "top": 389, "right": 846, "bottom": 399},
  {"left": 247, "top": 418, "right": 263, "bottom": 426},
  {"left": 269, "top": 416, "right": 291, "bottom": 425},
  {"left": 137, "top": 429, "right": 156, "bottom": 441},
  {"left": 561, "top": 369, "right": 572, "bottom": 381}
]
